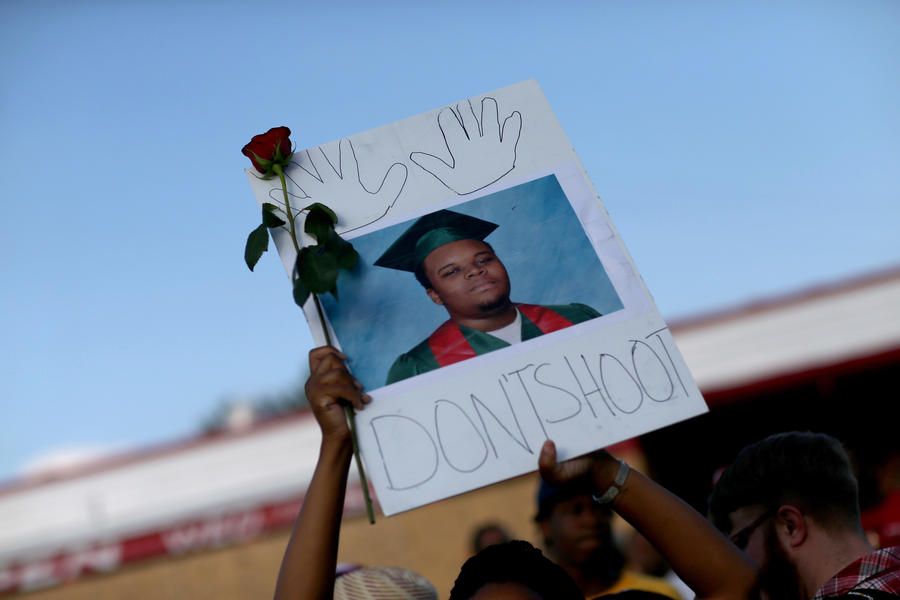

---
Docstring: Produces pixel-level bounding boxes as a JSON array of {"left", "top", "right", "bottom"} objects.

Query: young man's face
[
  {"left": 422, "top": 239, "right": 512, "bottom": 320},
  {"left": 540, "top": 494, "right": 614, "bottom": 568}
]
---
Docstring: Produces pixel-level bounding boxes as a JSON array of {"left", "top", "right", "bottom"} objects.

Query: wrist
[
  {"left": 589, "top": 451, "right": 619, "bottom": 485},
  {"left": 320, "top": 432, "right": 353, "bottom": 459},
  {"left": 590, "top": 453, "right": 630, "bottom": 505}
]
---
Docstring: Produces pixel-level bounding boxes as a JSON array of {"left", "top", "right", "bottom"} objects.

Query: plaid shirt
[{"left": 813, "top": 546, "right": 900, "bottom": 599}]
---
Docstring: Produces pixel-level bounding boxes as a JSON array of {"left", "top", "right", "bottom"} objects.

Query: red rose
[{"left": 242, "top": 126, "right": 293, "bottom": 174}]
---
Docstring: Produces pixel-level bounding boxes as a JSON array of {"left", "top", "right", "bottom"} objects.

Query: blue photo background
[{"left": 320, "top": 174, "right": 624, "bottom": 390}]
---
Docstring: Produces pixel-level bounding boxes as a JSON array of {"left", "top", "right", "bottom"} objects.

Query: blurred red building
[{"left": 2, "top": 266, "right": 898, "bottom": 598}]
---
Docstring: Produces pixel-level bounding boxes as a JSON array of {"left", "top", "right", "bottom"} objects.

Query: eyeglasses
[{"left": 729, "top": 509, "right": 775, "bottom": 550}]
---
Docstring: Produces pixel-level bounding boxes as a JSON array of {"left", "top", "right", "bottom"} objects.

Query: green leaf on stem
[
  {"left": 261, "top": 203, "right": 286, "bottom": 228},
  {"left": 339, "top": 245, "right": 359, "bottom": 270},
  {"left": 304, "top": 203, "right": 337, "bottom": 243},
  {"left": 292, "top": 276, "right": 311, "bottom": 307},
  {"left": 325, "top": 234, "right": 359, "bottom": 270},
  {"left": 244, "top": 224, "right": 269, "bottom": 271},
  {"left": 296, "top": 246, "right": 339, "bottom": 293},
  {"left": 305, "top": 202, "right": 337, "bottom": 224}
]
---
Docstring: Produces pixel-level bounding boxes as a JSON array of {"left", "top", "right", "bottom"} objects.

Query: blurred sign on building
[{"left": 2, "top": 266, "right": 898, "bottom": 597}]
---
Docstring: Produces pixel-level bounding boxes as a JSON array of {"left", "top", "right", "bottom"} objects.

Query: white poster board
[{"left": 246, "top": 81, "right": 707, "bottom": 515}]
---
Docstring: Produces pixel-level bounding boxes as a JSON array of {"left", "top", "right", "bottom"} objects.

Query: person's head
[
  {"left": 334, "top": 566, "right": 437, "bottom": 600},
  {"left": 449, "top": 540, "right": 582, "bottom": 600},
  {"left": 420, "top": 239, "right": 511, "bottom": 319},
  {"left": 376, "top": 210, "right": 513, "bottom": 320},
  {"left": 471, "top": 522, "right": 512, "bottom": 555},
  {"left": 534, "top": 475, "right": 624, "bottom": 576},
  {"left": 708, "top": 431, "right": 864, "bottom": 599}
]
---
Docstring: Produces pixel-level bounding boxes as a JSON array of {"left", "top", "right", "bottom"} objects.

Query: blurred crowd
[{"left": 273, "top": 347, "right": 899, "bottom": 600}]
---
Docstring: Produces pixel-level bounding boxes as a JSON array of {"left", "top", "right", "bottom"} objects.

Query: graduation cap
[{"left": 374, "top": 209, "right": 499, "bottom": 272}]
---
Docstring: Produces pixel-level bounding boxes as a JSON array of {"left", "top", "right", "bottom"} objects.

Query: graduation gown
[{"left": 385, "top": 303, "right": 601, "bottom": 385}]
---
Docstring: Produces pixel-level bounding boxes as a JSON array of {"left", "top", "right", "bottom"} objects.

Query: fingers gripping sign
[
  {"left": 538, "top": 440, "right": 595, "bottom": 486},
  {"left": 410, "top": 96, "right": 523, "bottom": 195},
  {"left": 306, "top": 347, "right": 371, "bottom": 442},
  {"left": 306, "top": 347, "right": 377, "bottom": 523},
  {"left": 539, "top": 441, "right": 622, "bottom": 499}
]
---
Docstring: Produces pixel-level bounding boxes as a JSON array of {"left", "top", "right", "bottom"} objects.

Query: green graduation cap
[{"left": 374, "top": 209, "right": 499, "bottom": 272}]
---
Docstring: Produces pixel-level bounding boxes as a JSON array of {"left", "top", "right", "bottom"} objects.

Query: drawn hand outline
[
  {"left": 267, "top": 138, "right": 408, "bottom": 235},
  {"left": 409, "top": 96, "right": 522, "bottom": 195}
]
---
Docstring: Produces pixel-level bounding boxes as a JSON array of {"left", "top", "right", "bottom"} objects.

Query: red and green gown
[{"left": 385, "top": 303, "right": 601, "bottom": 385}]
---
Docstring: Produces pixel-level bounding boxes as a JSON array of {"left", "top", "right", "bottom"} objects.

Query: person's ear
[
  {"left": 774, "top": 505, "right": 808, "bottom": 549},
  {"left": 426, "top": 288, "right": 443, "bottom": 305}
]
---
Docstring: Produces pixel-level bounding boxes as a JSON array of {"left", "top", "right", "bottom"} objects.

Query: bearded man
[{"left": 709, "top": 431, "right": 900, "bottom": 599}]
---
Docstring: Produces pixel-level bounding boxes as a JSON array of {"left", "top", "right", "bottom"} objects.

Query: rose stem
[
  {"left": 275, "top": 164, "right": 376, "bottom": 525},
  {"left": 273, "top": 165, "right": 301, "bottom": 255}
]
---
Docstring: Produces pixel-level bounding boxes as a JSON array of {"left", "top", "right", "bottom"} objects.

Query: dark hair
[
  {"left": 449, "top": 540, "right": 582, "bottom": 600},
  {"left": 470, "top": 523, "right": 511, "bottom": 555},
  {"left": 708, "top": 431, "right": 862, "bottom": 533},
  {"left": 413, "top": 241, "right": 496, "bottom": 290}
]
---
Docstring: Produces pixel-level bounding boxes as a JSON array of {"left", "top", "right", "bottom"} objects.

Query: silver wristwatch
[{"left": 592, "top": 460, "right": 630, "bottom": 505}]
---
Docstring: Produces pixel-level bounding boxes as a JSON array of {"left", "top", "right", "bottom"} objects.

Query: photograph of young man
[{"left": 375, "top": 209, "right": 600, "bottom": 384}]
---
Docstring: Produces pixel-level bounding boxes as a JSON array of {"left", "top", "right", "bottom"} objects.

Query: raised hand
[
  {"left": 276, "top": 348, "right": 373, "bottom": 600},
  {"left": 539, "top": 440, "right": 601, "bottom": 485},
  {"left": 268, "top": 138, "right": 408, "bottom": 235},
  {"left": 306, "top": 347, "right": 371, "bottom": 444},
  {"left": 410, "top": 96, "right": 522, "bottom": 195}
]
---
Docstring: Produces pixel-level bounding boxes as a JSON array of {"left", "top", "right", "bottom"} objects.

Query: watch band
[{"left": 592, "top": 460, "right": 630, "bottom": 505}]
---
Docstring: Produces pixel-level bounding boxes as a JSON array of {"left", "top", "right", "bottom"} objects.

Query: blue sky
[{"left": 2, "top": 0, "right": 898, "bottom": 481}]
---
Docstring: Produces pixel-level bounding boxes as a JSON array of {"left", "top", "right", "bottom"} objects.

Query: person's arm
[
  {"left": 273, "top": 347, "right": 371, "bottom": 600},
  {"left": 539, "top": 441, "right": 757, "bottom": 600}
]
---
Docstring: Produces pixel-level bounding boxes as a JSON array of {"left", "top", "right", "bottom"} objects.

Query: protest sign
[{"left": 246, "top": 81, "right": 707, "bottom": 515}]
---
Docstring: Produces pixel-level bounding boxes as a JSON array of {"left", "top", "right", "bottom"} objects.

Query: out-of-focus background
[{"left": 2, "top": 1, "right": 898, "bottom": 598}]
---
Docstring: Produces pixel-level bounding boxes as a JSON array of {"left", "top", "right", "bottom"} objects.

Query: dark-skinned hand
[
  {"left": 305, "top": 347, "right": 371, "bottom": 444},
  {"left": 538, "top": 440, "right": 619, "bottom": 490}
]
